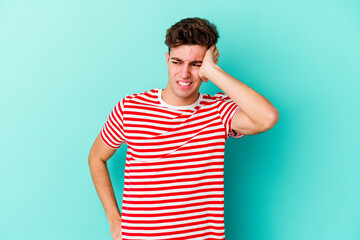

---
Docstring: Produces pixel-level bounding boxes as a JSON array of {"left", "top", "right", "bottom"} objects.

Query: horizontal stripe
[{"left": 99, "top": 88, "right": 244, "bottom": 239}]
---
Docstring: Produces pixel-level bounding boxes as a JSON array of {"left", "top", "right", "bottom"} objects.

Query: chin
[{"left": 178, "top": 90, "right": 200, "bottom": 100}]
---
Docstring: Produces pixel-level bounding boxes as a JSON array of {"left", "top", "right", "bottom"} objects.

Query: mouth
[{"left": 177, "top": 81, "right": 193, "bottom": 89}]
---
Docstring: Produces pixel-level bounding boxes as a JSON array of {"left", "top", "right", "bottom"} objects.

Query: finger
[
  {"left": 213, "top": 46, "right": 218, "bottom": 54},
  {"left": 213, "top": 51, "right": 219, "bottom": 59}
]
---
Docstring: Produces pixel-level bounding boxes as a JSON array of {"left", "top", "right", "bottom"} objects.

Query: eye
[
  {"left": 193, "top": 63, "right": 201, "bottom": 67},
  {"left": 172, "top": 61, "right": 179, "bottom": 64}
]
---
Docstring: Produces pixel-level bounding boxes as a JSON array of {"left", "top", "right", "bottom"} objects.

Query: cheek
[
  {"left": 169, "top": 67, "right": 179, "bottom": 76},
  {"left": 168, "top": 68, "right": 175, "bottom": 77},
  {"left": 192, "top": 70, "right": 200, "bottom": 78}
]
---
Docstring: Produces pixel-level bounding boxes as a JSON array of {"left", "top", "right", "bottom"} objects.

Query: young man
[{"left": 88, "top": 17, "right": 279, "bottom": 240}]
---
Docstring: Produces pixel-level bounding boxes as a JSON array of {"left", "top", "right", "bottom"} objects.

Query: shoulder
[
  {"left": 201, "top": 92, "right": 232, "bottom": 105},
  {"left": 121, "top": 88, "right": 159, "bottom": 104},
  {"left": 123, "top": 88, "right": 157, "bottom": 100},
  {"left": 212, "top": 92, "right": 232, "bottom": 101}
]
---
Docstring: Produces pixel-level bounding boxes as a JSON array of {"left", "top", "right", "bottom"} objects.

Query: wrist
[
  {"left": 107, "top": 214, "right": 122, "bottom": 224},
  {"left": 203, "top": 63, "right": 223, "bottom": 80}
]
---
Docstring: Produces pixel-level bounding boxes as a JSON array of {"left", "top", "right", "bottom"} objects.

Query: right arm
[{"left": 88, "top": 133, "right": 122, "bottom": 240}]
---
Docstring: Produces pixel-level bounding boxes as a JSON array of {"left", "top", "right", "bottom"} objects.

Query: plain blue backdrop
[{"left": 0, "top": 0, "right": 359, "bottom": 239}]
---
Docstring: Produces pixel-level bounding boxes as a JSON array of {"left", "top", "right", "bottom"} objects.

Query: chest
[{"left": 122, "top": 105, "right": 225, "bottom": 145}]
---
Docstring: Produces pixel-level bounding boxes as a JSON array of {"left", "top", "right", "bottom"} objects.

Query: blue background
[{"left": 1, "top": 0, "right": 359, "bottom": 239}]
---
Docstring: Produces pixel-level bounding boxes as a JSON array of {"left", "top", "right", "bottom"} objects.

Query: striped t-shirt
[{"left": 100, "top": 88, "right": 245, "bottom": 240}]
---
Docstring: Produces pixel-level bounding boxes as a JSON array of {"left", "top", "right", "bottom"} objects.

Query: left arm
[{"left": 199, "top": 45, "right": 279, "bottom": 135}]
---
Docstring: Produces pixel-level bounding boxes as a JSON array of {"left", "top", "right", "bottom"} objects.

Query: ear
[{"left": 165, "top": 52, "right": 169, "bottom": 63}]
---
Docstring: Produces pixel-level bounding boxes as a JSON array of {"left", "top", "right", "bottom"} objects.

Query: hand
[
  {"left": 199, "top": 45, "right": 220, "bottom": 82},
  {"left": 109, "top": 218, "right": 122, "bottom": 240}
]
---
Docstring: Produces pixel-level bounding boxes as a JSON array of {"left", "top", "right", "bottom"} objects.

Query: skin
[
  {"left": 200, "top": 45, "right": 279, "bottom": 134},
  {"left": 164, "top": 44, "right": 279, "bottom": 135},
  {"left": 88, "top": 43, "right": 279, "bottom": 240},
  {"left": 88, "top": 135, "right": 121, "bottom": 239},
  {"left": 162, "top": 44, "right": 208, "bottom": 106}
]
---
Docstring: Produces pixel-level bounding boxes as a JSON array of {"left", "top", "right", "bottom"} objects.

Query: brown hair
[{"left": 165, "top": 17, "right": 219, "bottom": 53}]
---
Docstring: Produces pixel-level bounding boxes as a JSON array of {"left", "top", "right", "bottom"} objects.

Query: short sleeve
[
  {"left": 215, "top": 92, "right": 245, "bottom": 139},
  {"left": 100, "top": 97, "right": 126, "bottom": 149}
]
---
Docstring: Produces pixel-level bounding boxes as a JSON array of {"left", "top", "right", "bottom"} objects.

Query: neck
[{"left": 162, "top": 88, "right": 200, "bottom": 106}]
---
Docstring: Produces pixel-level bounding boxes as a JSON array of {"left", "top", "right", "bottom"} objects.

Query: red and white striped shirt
[{"left": 100, "top": 88, "right": 244, "bottom": 240}]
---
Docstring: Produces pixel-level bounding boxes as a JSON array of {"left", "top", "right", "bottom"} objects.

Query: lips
[
  {"left": 177, "top": 81, "right": 192, "bottom": 86},
  {"left": 177, "top": 81, "right": 193, "bottom": 89}
]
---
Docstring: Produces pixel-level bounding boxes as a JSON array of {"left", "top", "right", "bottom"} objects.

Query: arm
[
  {"left": 88, "top": 134, "right": 122, "bottom": 240},
  {"left": 199, "top": 45, "right": 279, "bottom": 135}
]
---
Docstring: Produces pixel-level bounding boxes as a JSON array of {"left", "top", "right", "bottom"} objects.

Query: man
[{"left": 88, "top": 17, "right": 279, "bottom": 240}]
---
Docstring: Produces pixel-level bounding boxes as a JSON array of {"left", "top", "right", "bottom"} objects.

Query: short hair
[{"left": 165, "top": 17, "right": 219, "bottom": 53}]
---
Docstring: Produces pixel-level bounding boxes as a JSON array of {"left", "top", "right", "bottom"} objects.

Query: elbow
[
  {"left": 88, "top": 151, "right": 94, "bottom": 166},
  {"left": 88, "top": 148, "right": 98, "bottom": 166},
  {"left": 263, "top": 109, "right": 279, "bottom": 131}
]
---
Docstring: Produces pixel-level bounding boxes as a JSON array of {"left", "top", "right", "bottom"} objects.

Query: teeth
[{"left": 178, "top": 82, "right": 191, "bottom": 86}]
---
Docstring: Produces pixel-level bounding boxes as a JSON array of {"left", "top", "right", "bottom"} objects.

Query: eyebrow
[{"left": 171, "top": 57, "right": 203, "bottom": 64}]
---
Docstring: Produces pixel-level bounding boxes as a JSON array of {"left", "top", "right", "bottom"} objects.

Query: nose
[{"left": 180, "top": 64, "right": 191, "bottom": 78}]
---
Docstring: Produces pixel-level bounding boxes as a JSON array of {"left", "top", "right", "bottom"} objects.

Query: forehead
[{"left": 170, "top": 44, "right": 207, "bottom": 61}]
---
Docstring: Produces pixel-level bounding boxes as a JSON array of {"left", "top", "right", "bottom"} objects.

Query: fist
[
  {"left": 199, "top": 45, "right": 220, "bottom": 82},
  {"left": 109, "top": 219, "right": 122, "bottom": 240}
]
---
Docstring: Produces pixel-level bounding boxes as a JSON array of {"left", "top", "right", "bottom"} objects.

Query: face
[{"left": 164, "top": 44, "right": 207, "bottom": 106}]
